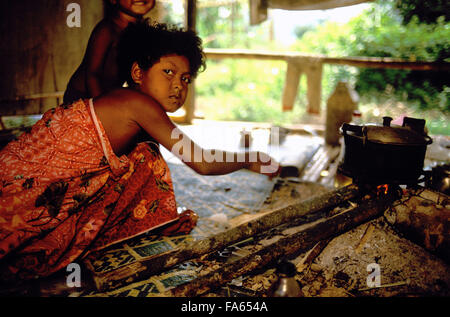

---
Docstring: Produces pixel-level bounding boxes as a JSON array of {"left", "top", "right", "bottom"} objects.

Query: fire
[{"left": 377, "top": 184, "right": 389, "bottom": 195}]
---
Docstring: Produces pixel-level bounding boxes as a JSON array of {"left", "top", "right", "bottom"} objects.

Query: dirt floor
[{"left": 208, "top": 179, "right": 450, "bottom": 297}]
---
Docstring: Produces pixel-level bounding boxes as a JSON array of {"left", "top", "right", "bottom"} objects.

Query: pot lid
[
  {"left": 341, "top": 116, "right": 433, "bottom": 145},
  {"left": 365, "top": 125, "right": 428, "bottom": 144},
  {"left": 364, "top": 118, "right": 430, "bottom": 145}
]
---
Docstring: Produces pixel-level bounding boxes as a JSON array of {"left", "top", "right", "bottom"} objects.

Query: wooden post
[
  {"left": 305, "top": 58, "right": 323, "bottom": 114},
  {"left": 282, "top": 58, "right": 303, "bottom": 112},
  {"left": 184, "top": 0, "right": 197, "bottom": 124}
]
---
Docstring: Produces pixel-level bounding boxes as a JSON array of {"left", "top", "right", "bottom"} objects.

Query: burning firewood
[
  {"left": 164, "top": 192, "right": 397, "bottom": 297},
  {"left": 91, "top": 184, "right": 360, "bottom": 292}
]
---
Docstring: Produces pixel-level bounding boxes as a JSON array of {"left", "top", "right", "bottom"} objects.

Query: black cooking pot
[{"left": 339, "top": 116, "right": 433, "bottom": 185}]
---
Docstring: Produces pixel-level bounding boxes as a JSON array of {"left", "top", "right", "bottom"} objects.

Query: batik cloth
[{"left": 0, "top": 99, "right": 178, "bottom": 281}]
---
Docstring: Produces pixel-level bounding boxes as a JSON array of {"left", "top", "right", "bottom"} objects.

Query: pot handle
[
  {"left": 341, "top": 123, "right": 363, "bottom": 136},
  {"left": 424, "top": 135, "right": 433, "bottom": 145}
]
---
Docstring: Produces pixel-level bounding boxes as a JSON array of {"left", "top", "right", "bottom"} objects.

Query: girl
[{"left": 0, "top": 20, "right": 279, "bottom": 282}]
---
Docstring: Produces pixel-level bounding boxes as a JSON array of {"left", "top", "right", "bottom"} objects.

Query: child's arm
[
  {"left": 83, "top": 22, "right": 115, "bottom": 98},
  {"left": 129, "top": 93, "right": 280, "bottom": 178}
]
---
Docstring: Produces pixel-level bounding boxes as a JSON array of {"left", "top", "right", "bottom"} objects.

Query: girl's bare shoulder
[{"left": 95, "top": 89, "right": 166, "bottom": 119}]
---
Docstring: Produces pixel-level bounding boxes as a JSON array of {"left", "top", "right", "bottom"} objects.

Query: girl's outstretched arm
[{"left": 128, "top": 92, "right": 280, "bottom": 178}]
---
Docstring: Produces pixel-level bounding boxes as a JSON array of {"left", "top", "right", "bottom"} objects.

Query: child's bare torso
[{"left": 65, "top": 20, "right": 123, "bottom": 99}]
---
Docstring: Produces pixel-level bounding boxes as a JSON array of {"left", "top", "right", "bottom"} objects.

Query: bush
[
  {"left": 347, "top": 3, "right": 449, "bottom": 110},
  {"left": 192, "top": 0, "right": 449, "bottom": 134}
]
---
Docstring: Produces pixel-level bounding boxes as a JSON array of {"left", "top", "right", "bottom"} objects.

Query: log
[
  {"left": 166, "top": 192, "right": 397, "bottom": 297},
  {"left": 384, "top": 188, "right": 450, "bottom": 263},
  {"left": 91, "top": 184, "right": 360, "bottom": 292}
]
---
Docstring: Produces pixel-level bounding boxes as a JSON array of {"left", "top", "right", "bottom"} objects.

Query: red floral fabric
[{"left": 0, "top": 99, "right": 177, "bottom": 281}]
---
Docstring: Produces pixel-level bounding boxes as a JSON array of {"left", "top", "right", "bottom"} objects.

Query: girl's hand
[
  {"left": 160, "top": 209, "right": 198, "bottom": 236},
  {"left": 247, "top": 151, "right": 280, "bottom": 179}
]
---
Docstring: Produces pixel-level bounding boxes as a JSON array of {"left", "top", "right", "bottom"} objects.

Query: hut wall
[{"left": 0, "top": 0, "right": 103, "bottom": 115}]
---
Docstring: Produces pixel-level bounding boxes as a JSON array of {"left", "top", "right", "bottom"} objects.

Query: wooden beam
[
  {"left": 322, "top": 56, "right": 450, "bottom": 71},
  {"left": 305, "top": 60, "right": 323, "bottom": 114},
  {"left": 282, "top": 60, "right": 303, "bottom": 111},
  {"left": 204, "top": 49, "right": 450, "bottom": 71},
  {"left": 184, "top": 0, "right": 197, "bottom": 124}
]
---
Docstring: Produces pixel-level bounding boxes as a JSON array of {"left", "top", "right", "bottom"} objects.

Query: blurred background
[
  {"left": 161, "top": 0, "right": 449, "bottom": 135},
  {"left": 0, "top": 0, "right": 448, "bottom": 135}
]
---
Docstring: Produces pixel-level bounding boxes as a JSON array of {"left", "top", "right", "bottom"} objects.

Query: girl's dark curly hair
[{"left": 117, "top": 19, "right": 206, "bottom": 87}]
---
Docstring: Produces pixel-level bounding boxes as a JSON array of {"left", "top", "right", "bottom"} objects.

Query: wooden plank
[
  {"left": 305, "top": 61, "right": 323, "bottom": 114},
  {"left": 204, "top": 49, "right": 450, "bottom": 71},
  {"left": 282, "top": 60, "right": 303, "bottom": 111},
  {"left": 320, "top": 150, "right": 342, "bottom": 187},
  {"left": 301, "top": 145, "right": 340, "bottom": 182},
  {"left": 322, "top": 56, "right": 450, "bottom": 71}
]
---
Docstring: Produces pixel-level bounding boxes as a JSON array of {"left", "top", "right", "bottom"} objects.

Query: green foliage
[
  {"left": 293, "top": 25, "right": 317, "bottom": 39},
  {"left": 347, "top": 2, "right": 450, "bottom": 111},
  {"left": 189, "top": 0, "right": 449, "bottom": 134},
  {"left": 288, "top": 1, "right": 449, "bottom": 111},
  {"left": 394, "top": 0, "right": 450, "bottom": 24},
  {"left": 196, "top": 59, "right": 297, "bottom": 124}
]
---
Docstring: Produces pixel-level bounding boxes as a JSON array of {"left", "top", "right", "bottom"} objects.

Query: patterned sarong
[{"left": 0, "top": 99, "right": 178, "bottom": 281}]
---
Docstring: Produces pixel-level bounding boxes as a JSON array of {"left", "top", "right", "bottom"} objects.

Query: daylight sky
[
  {"left": 271, "top": 3, "right": 372, "bottom": 45},
  {"left": 169, "top": 1, "right": 372, "bottom": 45}
]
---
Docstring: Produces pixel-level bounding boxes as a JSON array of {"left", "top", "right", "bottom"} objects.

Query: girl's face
[
  {"left": 114, "top": 0, "right": 155, "bottom": 17},
  {"left": 135, "top": 54, "right": 192, "bottom": 113}
]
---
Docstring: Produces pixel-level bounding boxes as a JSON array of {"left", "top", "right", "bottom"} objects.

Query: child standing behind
[{"left": 63, "top": 0, "right": 155, "bottom": 104}]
